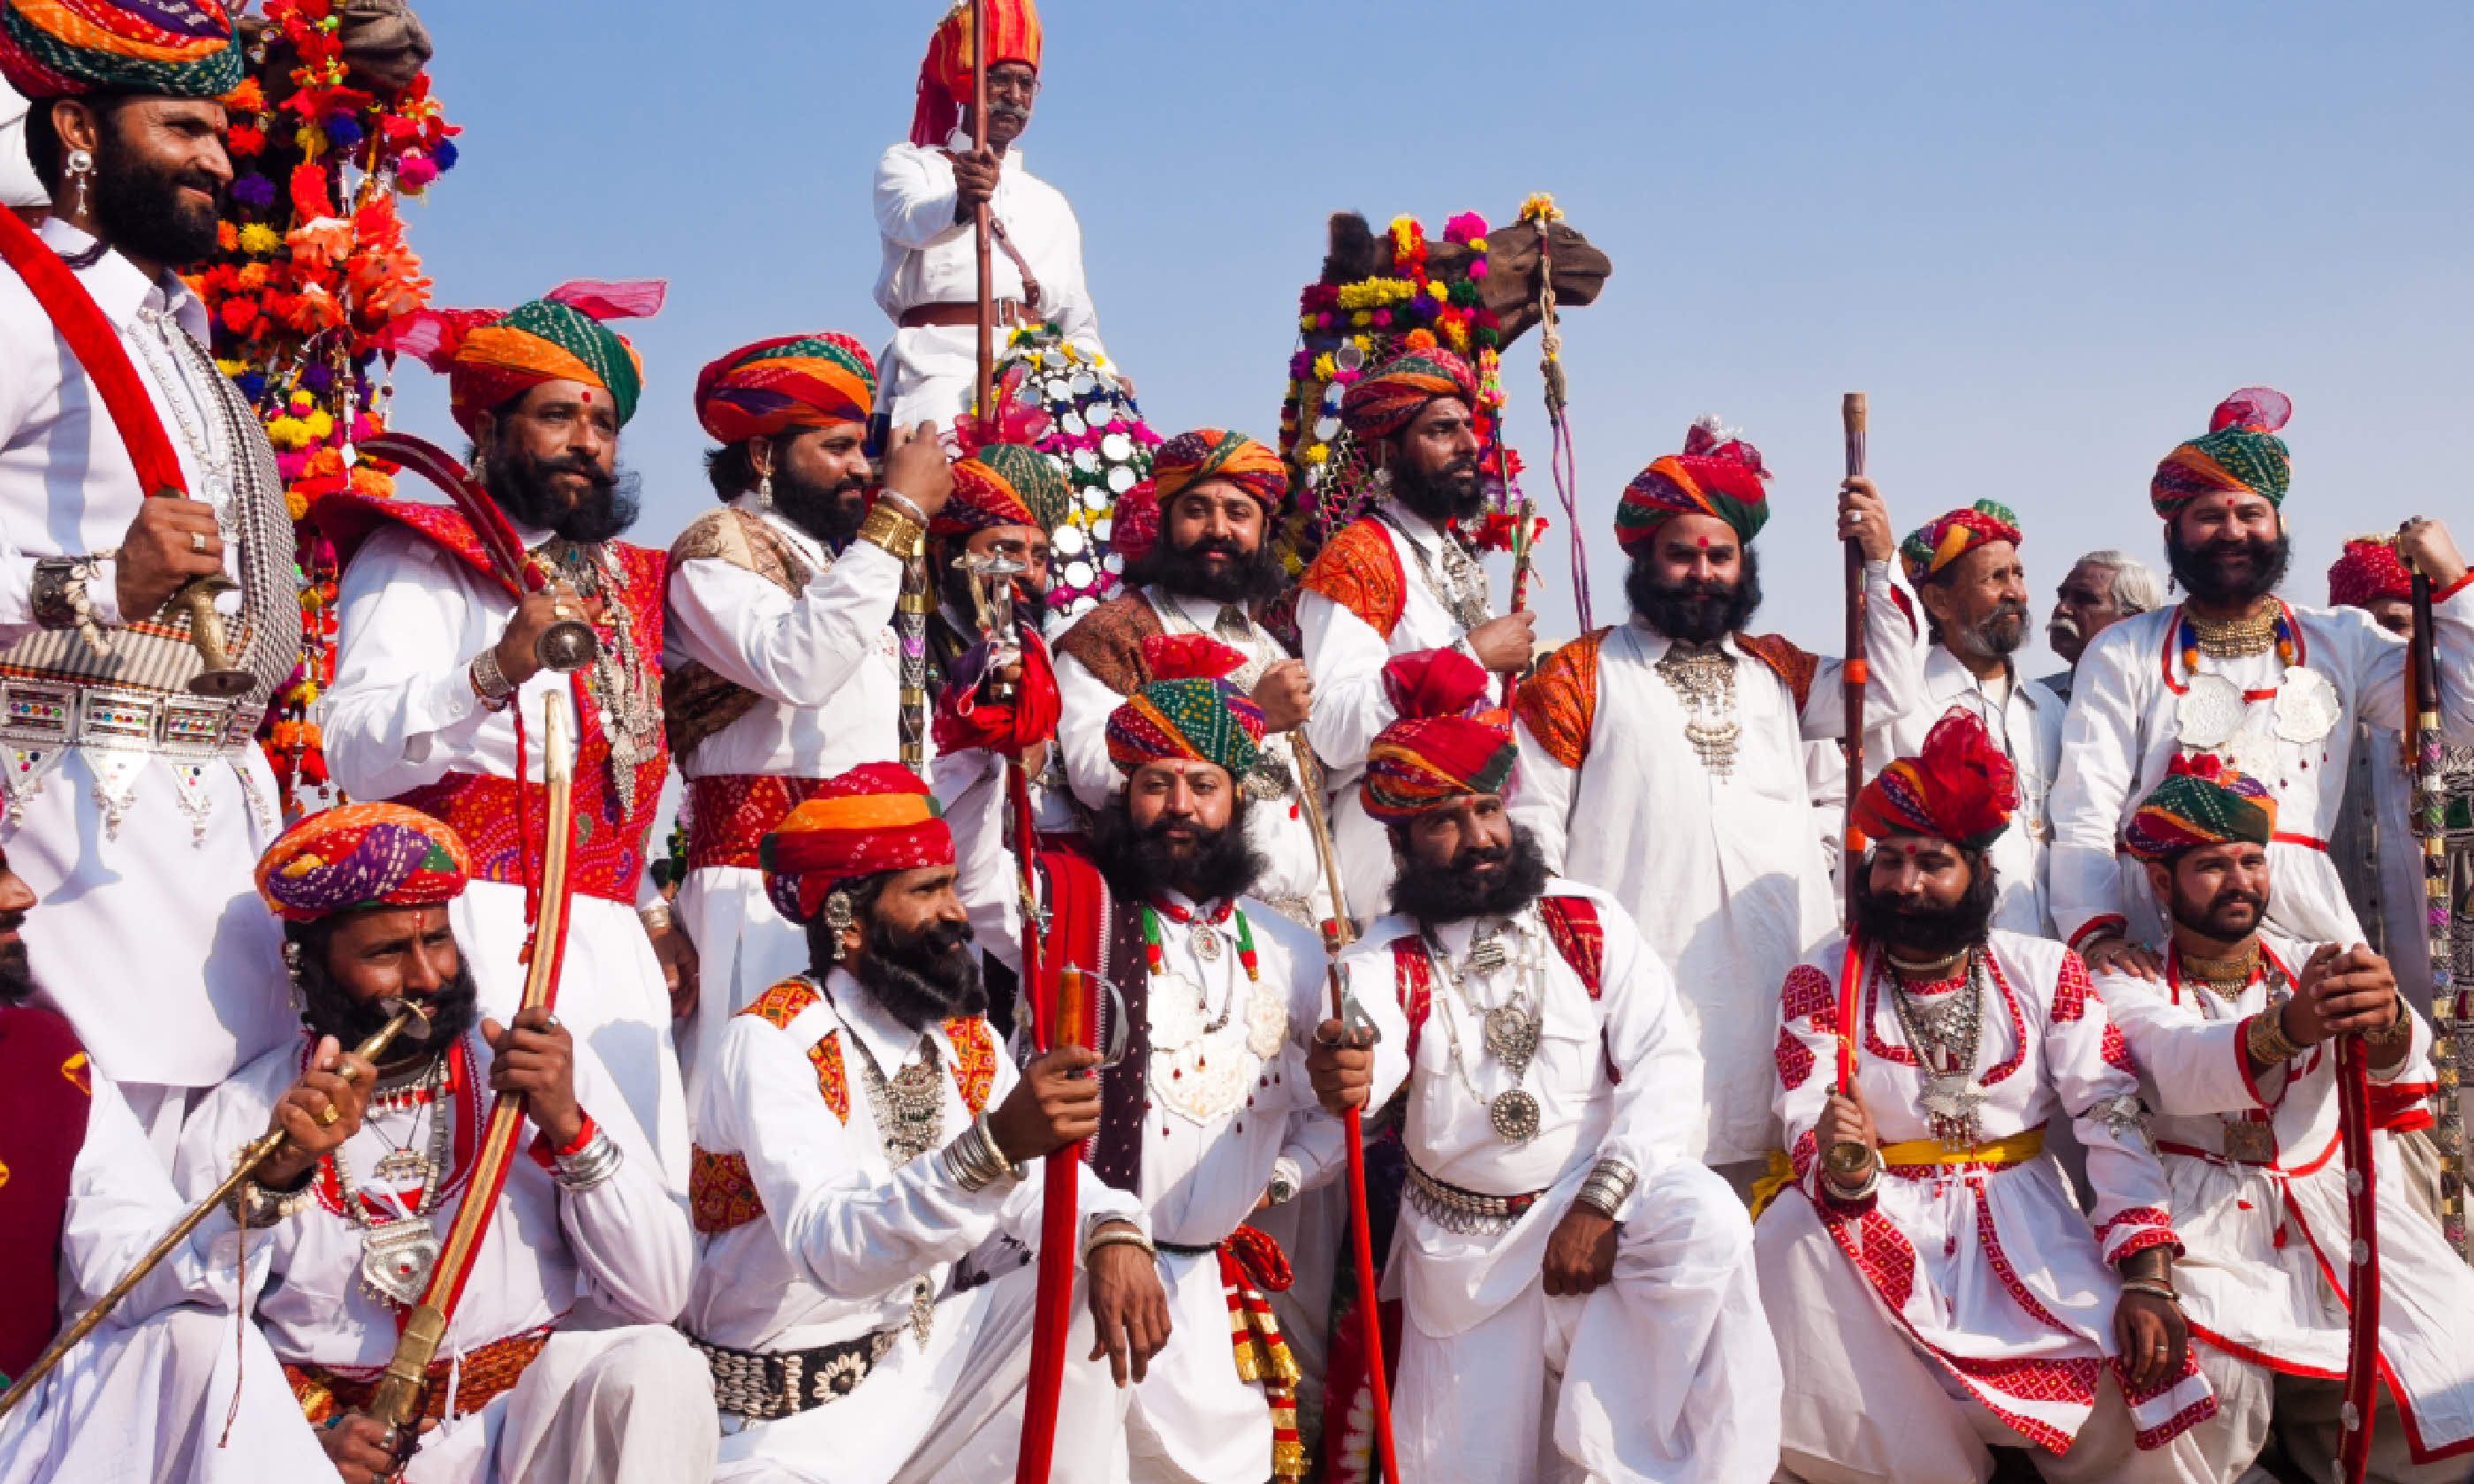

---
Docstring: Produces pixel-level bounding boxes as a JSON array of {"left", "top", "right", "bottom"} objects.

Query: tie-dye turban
[
  {"left": 1362, "top": 648, "right": 1518, "bottom": 823},
  {"left": 1901, "top": 500, "right": 2022, "bottom": 587},
  {"left": 1104, "top": 635, "right": 1265, "bottom": 779},
  {"left": 937, "top": 442, "right": 1072, "bottom": 539},
  {"left": 694, "top": 332, "right": 876, "bottom": 445},
  {"left": 2151, "top": 386, "right": 2293, "bottom": 519},
  {"left": 0, "top": 0, "right": 240, "bottom": 99},
  {"left": 254, "top": 802, "right": 472, "bottom": 922},
  {"left": 2326, "top": 536, "right": 2414, "bottom": 611},
  {"left": 2121, "top": 753, "right": 2276, "bottom": 862},
  {"left": 1150, "top": 428, "right": 1292, "bottom": 520},
  {"left": 1614, "top": 416, "right": 1772, "bottom": 550},
  {"left": 391, "top": 279, "right": 666, "bottom": 436},
  {"left": 1852, "top": 709, "right": 2018, "bottom": 852},
  {"left": 910, "top": 0, "right": 1041, "bottom": 148},
  {"left": 760, "top": 763, "right": 955, "bottom": 921},
  {"left": 1339, "top": 349, "right": 1477, "bottom": 442}
]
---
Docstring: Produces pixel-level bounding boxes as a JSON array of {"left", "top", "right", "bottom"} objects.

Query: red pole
[
  {"left": 970, "top": 0, "right": 994, "bottom": 421},
  {"left": 2335, "top": 1032, "right": 2382, "bottom": 1483},
  {"left": 1834, "top": 393, "right": 1870, "bottom": 1094}
]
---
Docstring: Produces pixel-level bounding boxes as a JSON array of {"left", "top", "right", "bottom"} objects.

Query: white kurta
[
  {"left": 2098, "top": 936, "right": 2474, "bottom": 1466},
  {"left": 0, "top": 217, "right": 289, "bottom": 1095},
  {"left": 873, "top": 129, "right": 1106, "bottom": 431},
  {"left": 2333, "top": 723, "right": 2465, "bottom": 1017},
  {"left": 930, "top": 736, "right": 1071, "bottom": 981},
  {"left": 176, "top": 1029, "right": 702, "bottom": 1484},
  {"left": 2049, "top": 592, "right": 2474, "bottom": 951},
  {"left": 1869, "top": 647, "right": 2065, "bottom": 936},
  {"left": 325, "top": 523, "right": 686, "bottom": 1185},
  {"left": 1512, "top": 567, "right": 1927, "bottom": 1169},
  {"left": 1760, "top": 929, "right": 2212, "bottom": 1476},
  {"left": 1341, "top": 882, "right": 1782, "bottom": 1484},
  {"left": 0, "top": 80, "right": 44, "bottom": 208}
]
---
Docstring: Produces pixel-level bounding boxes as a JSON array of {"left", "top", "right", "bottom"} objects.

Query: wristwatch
[{"left": 1264, "top": 1157, "right": 1301, "bottom": 1208}]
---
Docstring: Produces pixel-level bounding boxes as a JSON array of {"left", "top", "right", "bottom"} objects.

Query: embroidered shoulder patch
[
  {"left": 1299, "top": 519, "right": 1407, "bottom": 640},
  {"left": 943, "top": 1015, "right": 997, "bottom": 1115},
  {"left": 1734, "top": 632, "right": 1820, "bottom": 715},
  {"left": 810, "top": 1030, "right": 850, "bottom": 1124},
  {"left": 1514, "top": 629, "right": 1608, "bottom": 769},
  {"left": 740, "top": 977, "right": 822, "bottom": 1030}
]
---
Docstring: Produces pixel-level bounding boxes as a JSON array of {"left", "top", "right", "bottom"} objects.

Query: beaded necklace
[
  {"left": 2176, "top": 602, "right": 2296, "bottom": 677},
  {"left": 1143, "top": 897, "right": 1260, "bottom": 980}
]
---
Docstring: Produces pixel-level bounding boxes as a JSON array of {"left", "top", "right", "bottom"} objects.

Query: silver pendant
[
  {"left": 359, "top": 1217, "right": 440, "bottom": 1307},
  {"left": 1243, "top": 753, "right": 1295, "bottom": 801},
  {"left": 909, "top": 1276, "right": 936, "bottom": 1350},
  {"left": 1465, "top": 934, "right": 1509, "bottom": 977},
  {"left": 1483, "top": 1004, "right": 1539, "bottom": 1066},
  {"left": 2221, "top": 729, "right": 2282, "bottom": 783},
  {"left": 371, "top": 1147, "right": 435, "bottom": 1186},
  {"left": 1919, "top": 1072, "right": 1986, "bottom": 1149},
  {"left": 2176, "top": 674, "right": 2245, "bottom": 749},
  {"left": 1191, "top": 924, "right": 1222, "bottom": 963},
  {"left": 1489, "top": 1088, "right": 1542, "bottom": 1144},
  {"left": 2273, "top": 667, "right": 2341, "bottom": 745}
]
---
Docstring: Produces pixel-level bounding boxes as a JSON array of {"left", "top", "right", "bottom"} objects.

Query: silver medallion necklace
[
  {"left": 130, "top": 307, "right": 238, "bottom": 537},
  {"left": 1378, "top": 510, "right": 1491, "bottom": 632},
  {"left": 1653, "top": 640, "right": 1742, "bottom": 778},
  {"left": 330, "top": 1053, "right": 452, "bottom": 1308},
  {"left": 1426, "top": 918, "right": 1546, "bottom": 1143},
  {"left": 845, "top": 1022, "right": 945, "bottom": 1347},
  {"left": 1883, "top": 949, "right": 1990, "bottom": 1151}
]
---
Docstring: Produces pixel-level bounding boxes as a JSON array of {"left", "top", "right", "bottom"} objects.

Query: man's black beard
[
  {"left": 0, "top": 920, "right": 33, "bottom": 1008},
  {"left": 1390, "top": 448, "right": 1484, "bottom": 525},
  {"left": 295, "top": 950, "right": 480, "bottom": 1061},
  {"left": 1851, "top": 856, "right": 2000, "bottom": 958},
  {"left": 2166, "top": 526, "right": 2290, "bottom": 607},
  {"left": 938, "top": 554, "right": 1050, "bottom": 629},
  {"left": 1120, "top": 529, "right": 1285, "bottom": 605},
  {"left": 2169, "top": 881, "right": 2268, "bottom": 943},
  {"left": 852, "top": 914, "right": 986, "bottom": 1031},
  {"left": 92, "top": 117, "right": 223, "bottom": 267},
  {"left": 482, "top": 437, "right": 641, "bottom": 543},
  {"left": 1627, "top": 547, "right": 1763, "bottom": 644},
  {"left": 776, "top": 468, "right": 866, "bottom": 548},
  {"left": 1388, "top": 825, "right": 1551, "bottom": 925},
  {"left": 1085, "top": 793, "right": 1264, "bottom": 905}
]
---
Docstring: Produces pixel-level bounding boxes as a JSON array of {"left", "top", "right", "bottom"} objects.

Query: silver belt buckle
[
  {"left": 0, "top": 682, "right": 74, "bottom": 744},
  {"left": 78, "top": 689, "right": 156, "bottom": 747},
  {"left": 160, "top": 694, "right": 234, "bottom": 755}
]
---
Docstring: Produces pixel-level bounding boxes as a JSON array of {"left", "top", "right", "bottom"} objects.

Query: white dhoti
[
  {"left": 1051, "top": 1246, "right": 1273, "bottom": 1484},
  {"left": 395, "top": 1325, "right": 714, "bottom": 1484},
  {"left": 2183, "top": 1344, "right": 2462, "bottom": 1484}
]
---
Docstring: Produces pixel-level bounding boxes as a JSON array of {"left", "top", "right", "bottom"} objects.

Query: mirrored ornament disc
[
  {"left": 1103, "top": 554, "right": 1124, "bottom": 574},
  {"left": 1064, "top": 559, "right": 1095, "bottom": 588},
  {"left": 1489, "top": 1088, "right": 1541, "bottom": 1143},
  {"left": 1100, "top": 432, "right": 1134, "bottom": 462},
  {"left": 1334, "top": 344, "right": 1366, "bottom": 371},
  {"left": 1083, "top": 488, "right": 1111, "bottom": 511},
  {"left": 1315, "top": 416, "right": 1341, "bottom": 441},
  {"left": 1043, "top": 377, "right": 1071, "bottom": 402},
  {"left": 2175, "top": 674, "right": 2245, "bottom": 749},
  {"left": 1067, "top": 595, "right": 1096, "bottom": 618},
  {"left": 1107, "top": 466, "right": 1137, "bottom": 494},
  {"left": 1073, "top": 449, "right": 1099, "bottom": 473},
  {"left": 1042, "top": 349, "right": 1069, "bottom": 369},
  {"left": 1089, "top": 403, "right": 1119, "bottom": 428},
  {"left": 2273, "top": 667, "right": 2341, "bottom": 744},
  {"left": 1052, "top": 525, "right": 1087, "bottom": 556},
  {"left": 1091, "top": 518, "right": 1112, "bottom": 542},
  {"left": 1070, "top": 372, "right": 1096, "bottom": 398},
  {"left": 1059, "top": 412, "right": 1087, "bottom": 437}
]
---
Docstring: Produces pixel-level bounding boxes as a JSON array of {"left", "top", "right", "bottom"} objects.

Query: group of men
[{"left": 4, "top": 3, "right": 2474, "bottom": 1484}]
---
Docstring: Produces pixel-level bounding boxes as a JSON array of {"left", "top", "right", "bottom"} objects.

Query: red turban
[
  {"left": 1852, "top": 709, "right": 2018, "bottom": 852},
  {"left": 1362, "top": 648, "right": 1517, "bottom": 822},
  {"left": 1339, "top": 349, "right": 1477, "bottom": 443},
  {"left": 255, "top": 802, "right": 472, "bottom": 922},
  {"left": 693, "top": 332, "right": 876, "bottom": 445},
  {"left": 932, "top": 631, "right": 1062, "bottom": 761},
  {"left": 910, "top": 0, "right": 1042, "bottom": 148},
  {"left": 759, "top": 764, "right": 954, "bottom": 921},
  {"left": 1150, "top": 428, "right": 1292, "bottom": 519},
  {"left": 1614, "top": 416, "right": 1772, "bottom": 550},
  {"left": 2327, "top": 536, "right": 2413, "bottom": 611}
]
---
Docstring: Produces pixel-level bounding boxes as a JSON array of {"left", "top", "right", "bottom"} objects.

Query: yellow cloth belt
[{"left": 1749, "top": 1124, "right": 2047, "bottom": 1222}]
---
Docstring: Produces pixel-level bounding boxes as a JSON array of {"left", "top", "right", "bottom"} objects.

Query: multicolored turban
[
  {"left": 2151, "top": 386, "right": 2293, "bottom": 519},
  {"left": 2120, "top": 753, "right": 2277, "bottom": 862},
  {"left": 694, "top": 332, "right": 875, "bottom": 445},
  {"left": 759, "top": 763, "right": 955, "bottom": 921},
  {"left": 909, "top": 0, "right": 1041, "bottom": 148},
  {"left": 1614, "top": 416, "right": 1772, "bottom": 550},
  {"left": 2327, "top": 535, "right": 2414, "bottom": 611},
  {"left": 937, "top": 442, "right": 1072, "bottom": 539},
  {"left": 393, "top": 279, "right": 666, "bottom": 436},
  {"left": 1852, "top": 709, "right": 2018, "bottom": 852},
  {"left": 0, "top": 0, "right": 241, "bottom": 99},
  {"left": 1362, "top": 648, "right": 1518, "bottom": 823},
  {"left": 1104, "top": 635, "right": 1265, "bottom": 779},
  {"left": 254, "top": 802, "right": 472, "bottom": 923},
  {"left": 1339, "top": 349, "right": 1477, "bottom": 443},
  {"left": 1901, "top": 500, "right": 2022, "bottom": 587},
  {"left": 1150, "top": 428, "right": 1292, "bottom": 519}
]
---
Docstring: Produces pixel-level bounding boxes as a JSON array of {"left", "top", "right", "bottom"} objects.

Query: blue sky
[{"left": 393, "top": 1, "right": 2474, "bottom": 668}]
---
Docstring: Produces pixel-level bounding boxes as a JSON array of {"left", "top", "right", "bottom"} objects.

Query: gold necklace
[
  {"left": 2186, "top": 604, "right": 2278, "bottom": 658},
  {"left": 2180, "top": 942, "right": 2260, "bottom": 998},
  {"left": 1885, "top": 944, "right": 1969, "bottom": 981}
]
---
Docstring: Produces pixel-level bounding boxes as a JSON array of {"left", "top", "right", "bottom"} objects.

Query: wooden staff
[
  {"left": 2408, "top": 559, "right": 2468, "bottom": 1260},
  {"left": 2335, "top": 1019, "right": 2382, "bottom": 1484},
  {"left": 366, "top": 698, "right": 578, "bottom": 1450},
  {"left": 0, "top": 1003, "right": 429, "bottom": 1420},
  {"left": 1824, "top": 393, "right": 1873, "bottom": 1181}
]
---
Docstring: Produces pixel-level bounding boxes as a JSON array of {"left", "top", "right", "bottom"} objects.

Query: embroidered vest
[
  {"left": 0, "top": 1007, "right": 92, "bottom": 1381},
  {"left": 660, "top": 507, "right": 815, "bottom": 762}
]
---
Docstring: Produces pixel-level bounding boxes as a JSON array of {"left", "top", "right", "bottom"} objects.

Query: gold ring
[
  {"left": 313, "top": 1102, "right": 340, "bottom": 1127},
  {"left": 189, "top": 531, "right": 209, "bottom": 554}
]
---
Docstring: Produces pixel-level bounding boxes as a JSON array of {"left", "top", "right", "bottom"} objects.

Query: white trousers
[
  {"left": 1052, "top": 1246, "right": 1272, "bottom": 1484},
  {"left": 2182, "top": 1343, "right": 2463, "bottom": 1484},
  {"left": 396, "top": 1325, "right": 715, "bottom": 1484}
]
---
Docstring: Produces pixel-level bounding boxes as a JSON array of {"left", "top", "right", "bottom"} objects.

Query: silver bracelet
[
  {"left": 32, "top": 551, "right": 115, "bottom": 657},
  {"left": 1575, "top": 1157, "right": 1638, "bottom": 1220},
  {"left": 940, "top": 1112, "right": 1021, "bottom": 1193},
  {"left": 1082, "top": 1223, "right": 1155, "bottom": 1264},
  {"left": 469, "top": 647, "right": 515, "bottom": 709},
  {"left": 553, "top": 1126, "right": 625, "bottom": 1192},
  {"left": 225, "top": 1175, "right": 312, "bottom": 1227},
  {"left": 1822, "top": 1160, "right": 1881, "bottom": 1204}
]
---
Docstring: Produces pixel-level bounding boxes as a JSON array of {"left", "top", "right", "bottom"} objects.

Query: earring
[
  {"left": 281, "top": 940, "right": 305, "bottom": 1013},
  {"left": 823, "top": 890, "right": 854, "bottom": 962},
  {"left": 64, "top": 148, "right": 93, "bottom": 218},
  {"left": 755, "top": 466, "right": 774, "bottom": 511},
  {"left": 1369, "top": 466, "right": 1393, "bottom": 495},
  {"left": 468, "top": 446, "right": 487, "bottom": 484}
]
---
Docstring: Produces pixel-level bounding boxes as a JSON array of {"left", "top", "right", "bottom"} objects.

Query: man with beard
[
  {"left": 177, "top": 804, "right": 709, "bottom": 1484},
  {"left": 662, "top": 331, "right": 954, "bottom": 1083},
  {"left": 0, "top": 0, "right": 304, "bottom": 1163},
  {"left": 320, "top": 280, "right": 692, "bottom": 1184},
  {"left": 1872, "top": 500, "right": 2064, "bottom": 935},
  {"left": 1758, "top": 713, "right": 2212, "bottom": 1484},
  {"left": 1055, "top": 428, "right": 1328, "bottom": 925},
  {"left": 2098, "top": 760, "right": 2474, "bottom": 1482},
  {"left": 2041, "top": 549, "right": 2165, "bottom": 701},
  {"left": 1512, "top": 415, "right": 1922, "bottom": 1193},
  {"left": 0, "top": 838, "right": 355, "bottom": 1483},
  {"left": 1306, "top": 647, "right": 1781, "bottom": 1483},
  {"left": 1299, "top": 350, "right": 1538, "bottom": 914},
  {"left": 2050, "top": 386, "right": 2474, "bottom": 979}
]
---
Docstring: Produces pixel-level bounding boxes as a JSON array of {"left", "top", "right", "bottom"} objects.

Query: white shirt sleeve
[
  {"left": 1801, "top": 560, "right": 1928, "bottom": 740},
  {"left": 1300, "top": 590, "right": 1401, "bottom": 772},
  {"left": 2046, "top": 621, "right": 2150, "bottom": 945},
  {"left": 323, "top": 526, "right": 513, "bottom": 799},
  {"left": 2094, "top": 973, "right": 2258, "bottom": 1117},
  {"left": 931, "top": 742, "right": 1023, "bottom": 974},
  {"left": 1508, "top": 716, "right": 1576, "bottom": 874},
  {"left": 1589, "top": 906, "right": 1706, "bottom": 1208},
  {"left": 1043, "top": 201, "right": 1105, "bottom": 360},
  {"left": 65, "top": 1069, "right": 260, "bottom": 1317},
  {"left": 874, "top": 143, "right": 966, "bottom": 253},
  {"left": 552, "top": 1040, "right": 696, "bottom": 1325},
  {"left": 665, "top": 542, "right": 906, "bottom": 709},
  {"left": 1054, "top": 650, "right": 1127, "bottom": 811}
]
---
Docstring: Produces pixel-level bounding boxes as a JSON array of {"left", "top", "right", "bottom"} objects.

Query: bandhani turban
[
  {"left": 1362, "top": 648, "right": 1518, "bottom": 823},
  {"left": 2121, "top": 753, "right": 2276, "bottom": 862},
  {"left": 2327, "top": 535, "right": 2413, "bottom": 611},
  {"left": 694, "top": 332, "right": 875, "bottom": 445},
  {"left": 1339, "top": 348, "right": 1477, "bottom": 442},
  {"left": 1901, "top": 500, "right": 2022, "bottom": 587},
  {"left": 1614, "top": 415, "right": 1772, "bottom": 550},
  {"left": 1104, "top": 635, "right": 1264, "bottom": 779},
  {"left": 1852, "top": 709, "right": 2018, "bottom": 852},
  {"left": 255, "top": 802, "right": 472, "bottom": 923},
  {"left": 760, "top": 763, "right": 955, "bottom": 921},
  {"left": 0, "top": 0, "right": 240, "bottom": 99},
  {"left": 910, "top": 0, "right": 1040, "bottom": 148},
  {"left": 1150, "top": 428, "right": 1292, "bottom": 520},
  {"left": 937, "top": 442, "right": 1072, "bottom": 539},
  {"left": 2151, "top": 386, "right": 2293, "bottom": 519},
  {"left": 391, "top": 279, "right": 667, "bottom": 436}
]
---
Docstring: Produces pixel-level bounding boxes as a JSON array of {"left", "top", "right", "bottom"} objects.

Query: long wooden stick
[
  {"left": 1833, "top": 394, "right": 1870, "bottom": 1097},
  {"left": 2409, "top": 564, "right": 2467, "bottom": 1260},
  {"left": 2335, "top": 1028, "right": 2381, "bottom": 1484}
]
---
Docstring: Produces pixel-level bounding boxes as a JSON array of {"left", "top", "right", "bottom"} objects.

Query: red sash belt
[
  {"left": 397, "top": 771, "right": 643, "bottom": 905},
  {"left": 686, "top": 774, "right": 836, "bottom": 872},
  {"left": 285, "top": 1327, "right": 549, "bottom": 1429}
]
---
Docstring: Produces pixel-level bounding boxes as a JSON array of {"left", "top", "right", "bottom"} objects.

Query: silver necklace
[
  {"left": 843, "top": 1023, "right": 944, "bottom": 1346},
  {"left": 330, "top": 1054, "right": 452, "bottom": 1307},
  {"left": 1426, "top": 919, "right": 1545, "bottom": 1143},
  {"left": 1884, "top": 950, "right": 1990, "bottom": 1151},
  {"left": 537, "top": 540, "right": 664, "bottom": 814},
  {"left": 1653, "top": 640, "right": 1742, "bottom": 778},
  {"left": 129, "top": 308, "right": 238, "bottom": 537},
  {"left": 1378, "top": 511, "right": 1491, "bottom": 632}
]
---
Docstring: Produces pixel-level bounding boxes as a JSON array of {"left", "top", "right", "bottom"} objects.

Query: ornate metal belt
[
  {"left": 687, "top": 1324, "right": 901, "bottom": 1421},
  {"left": 0, "top": 677, "right": 260, "bottom": 758},
  {"left": 1403, "top": 1155, "right": 1544, "bottom": 1236}
]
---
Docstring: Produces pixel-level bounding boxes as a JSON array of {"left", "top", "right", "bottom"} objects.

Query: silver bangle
[
  {"left": 553, "top": 1126, "right": 624, "bottom": 1192},
  {"left": 638, "top": 903, "right": 674, "bottom": 934},
  {"left": 1264, "top": 1155, "right": 1302, "bottom": 1208},
  {"left": 469, "top": 646, "right": 515, "bottom": 708},
  {"left": 1823, "top": 1161, "right": 1881, "bottom": 1204},
  {"left": 32, "top": 551, "right": 115, "bottom": 657},
  {"left": 940, "top": 1112, "right": 1021, "bottom": 1193},
  {"left": 1575, "top": 1157, "right": 1638, "bottom": 1220},
  {"left": 1082, "top": 1223, "right": 1154, "bottom": 1264},
  {"left": 225, "top": 1175, "right": 311, "bottom": 1227}
]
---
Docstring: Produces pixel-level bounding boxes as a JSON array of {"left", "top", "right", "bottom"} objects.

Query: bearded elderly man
[
  {"left": 0, "top": 0, "right": 303, "bottom": 1155},
  {"left": 1308, "top": 647, "right": 1780, "bottom": 1484},
  {"left": 2098, "top": 759, "right": 2474, "bottom": 1483},
  {"left": 1760, "top": 713, "right": 2212, "bottom": 1484},
  {"left": 176, "top": 804, "right": 709, "bottom": 1484},
  {"left": 682, "top": 763, "right": 1157, "bottom": 1484},
  {"left": 2051, "top": 387, "right": 2474, "bottom": 981},
  {"left": 662, "top": 330, "right": 954, "bottom": 1081},
  {"left": 1513, "top": 416, "right": 1922, "bottom": 1189}
]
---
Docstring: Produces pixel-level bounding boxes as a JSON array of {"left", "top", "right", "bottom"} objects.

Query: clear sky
[{"left": 391, "top": 0, "right": 2474, "bottom": 670}]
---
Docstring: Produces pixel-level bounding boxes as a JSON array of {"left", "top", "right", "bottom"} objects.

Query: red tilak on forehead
[{"left": 579, "top": 389, "right": 596, "bottom": 404}]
